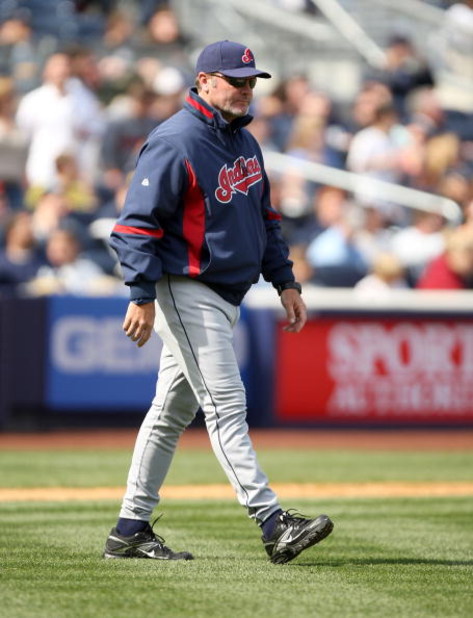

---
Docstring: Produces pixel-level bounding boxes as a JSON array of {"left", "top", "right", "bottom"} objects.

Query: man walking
[{"left": 104, "top": 40, "right": 333, "bottom": 564}]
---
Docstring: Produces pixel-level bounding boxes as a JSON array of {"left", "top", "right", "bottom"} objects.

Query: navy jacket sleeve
[{"left": 110, "top": 135, "right": 186, "bottom": 299}]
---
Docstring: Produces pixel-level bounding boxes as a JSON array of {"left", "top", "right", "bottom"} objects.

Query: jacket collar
[{"left": 184, "top": 88, "right": 253, "bottom": 131}]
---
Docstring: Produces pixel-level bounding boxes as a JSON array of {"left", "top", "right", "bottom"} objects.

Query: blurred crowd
[{"left": 1, "top": 0, "right": 473, "bottom": 299}]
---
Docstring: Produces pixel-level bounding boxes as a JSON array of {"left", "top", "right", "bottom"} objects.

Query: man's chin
[
  {"left": 219, "top": 104, "right": 249, "bottom": 122},
  {"left": 229, "top": 106, "right": 249, "bottom": 118}
]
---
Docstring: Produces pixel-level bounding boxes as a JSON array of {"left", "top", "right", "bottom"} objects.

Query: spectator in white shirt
[
  {"left": 346, "top": 102, "right": 425, "bottom": 225},
  {"left": 390, "top": 210, "right": 446, "bottom": 286},
  {"left": 16, "top": 53, "right": 104, "bottom": 190}
]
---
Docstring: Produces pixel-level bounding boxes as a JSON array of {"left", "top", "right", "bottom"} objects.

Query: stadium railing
[{"left": 262, "top": 150, "right": 463, "bottom": 225}]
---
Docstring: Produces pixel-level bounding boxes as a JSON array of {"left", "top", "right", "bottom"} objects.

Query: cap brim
[{"left": 220, "top": 68, "right": 271, "bottom": 79}]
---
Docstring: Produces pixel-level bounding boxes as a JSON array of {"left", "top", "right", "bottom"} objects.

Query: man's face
[
  {"left": 43, "top": 54, "right": 71, "bottom": 87},
  {"left": 199, "top": 72, "right": 255, "bottom": 121}
]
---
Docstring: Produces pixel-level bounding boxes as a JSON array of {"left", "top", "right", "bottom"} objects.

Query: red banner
[{"left": 275, "top": 318, "right": 473, "bottom": 424}]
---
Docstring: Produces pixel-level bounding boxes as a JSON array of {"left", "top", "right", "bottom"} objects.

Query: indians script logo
[{"left": 215, "top": 156, "right": 262, "bottom": 203}]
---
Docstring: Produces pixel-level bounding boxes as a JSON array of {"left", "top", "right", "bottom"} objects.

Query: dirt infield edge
[
  {"left": 1, "top": 481, "right": 473, "bottom": 502},
  {"left": 1, "top": 428, "right": 473, "bottom": 450}
]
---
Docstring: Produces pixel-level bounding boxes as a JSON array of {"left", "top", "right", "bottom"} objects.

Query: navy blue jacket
[{"left": 110, "top": 88, "right": 294, "bottom": 306}]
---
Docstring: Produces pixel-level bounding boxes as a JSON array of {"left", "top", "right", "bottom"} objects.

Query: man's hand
[
  {"left": 280, "top": 288, "right": 307, "bottom": 333},
  {"left": 123, "top": 301, "right": 155, "bottom": 347}
]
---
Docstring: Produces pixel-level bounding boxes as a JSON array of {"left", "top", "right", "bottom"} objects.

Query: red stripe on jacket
[
  {"left": 183, "top": 160, "right": 206, "bottom": 277},
  {"left": 113, "top": 224, "right": 164, "bottom": 238},
  {"left": 265, "top": 209, "right": 282, "bottom": 221},
  {"left": 185, "top": 94, "right": 214, "bottom": 119}
]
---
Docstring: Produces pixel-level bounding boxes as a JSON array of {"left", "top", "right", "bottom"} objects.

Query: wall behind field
[{"left": 2, "top": 288, "right": 473, "bottom": 430}]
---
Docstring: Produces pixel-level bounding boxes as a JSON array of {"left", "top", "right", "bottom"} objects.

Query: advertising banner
[
  {"left": 46, "top": 296, "right": 161, "bottom": 409},
  {"left": 45, "top": 296, "right": 255, "bottom": 412},
  {"left": 275, "top": 318, "right": 473, "bottom": 424}
]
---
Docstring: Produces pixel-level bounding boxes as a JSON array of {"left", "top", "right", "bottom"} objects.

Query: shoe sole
[
  {"left": 103, "top": 552, "right": 171, "bottom": 560},
  {"left": 103, "top": 550, "right": 194, "bottom": 560},
  {"left": 270, "top": 514, "right": 334, "bottom": 564},
  {"left": 103, "top": 551, "right": 127, "bottom": 559}
]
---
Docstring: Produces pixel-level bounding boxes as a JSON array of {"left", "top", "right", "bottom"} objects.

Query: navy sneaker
[
  {"left": 263, "top": 510, "right": 334, "bottom": 564},
  {"left": 103, "top": 522, "right": 193, "bottom": 560}
]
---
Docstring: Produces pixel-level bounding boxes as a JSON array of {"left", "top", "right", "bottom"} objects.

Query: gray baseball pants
[{"left": 119, "top": 275, "right": 281, "bottom": 524}]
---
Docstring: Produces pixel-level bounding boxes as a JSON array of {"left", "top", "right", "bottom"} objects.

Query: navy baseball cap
[{"left": 195, "top": 40, "right": 271, "bottom": 79}]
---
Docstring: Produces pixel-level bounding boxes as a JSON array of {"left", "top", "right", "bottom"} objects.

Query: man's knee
[{"left": 201, "top": 385, "right": 247, "bottom": 419}]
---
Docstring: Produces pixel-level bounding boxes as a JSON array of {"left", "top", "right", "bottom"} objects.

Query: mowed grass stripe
[
  {"left": 1, "top": 498, "right": 472, "bottom": 618},
  {"left": 1, "top": 481, "right": 473, "bottom": 502}
]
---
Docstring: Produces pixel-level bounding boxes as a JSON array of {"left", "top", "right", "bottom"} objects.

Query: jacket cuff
[
  {"left": 271, "top": 273, "right": 295, "bottom": 290},
  {"left": 129, "top": 281, "right": 157, "bottom": 302}
]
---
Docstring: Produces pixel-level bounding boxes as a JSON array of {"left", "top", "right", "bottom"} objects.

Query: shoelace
[
  {"left": 280, "top": 509, "right": 309, "bottom": 525},
  {"left": 145, "top": 514, "right": 168, "bottom": 547}
]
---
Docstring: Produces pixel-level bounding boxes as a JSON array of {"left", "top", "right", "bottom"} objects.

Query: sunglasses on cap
[{"left": 210, "top": 73, "right": 257, "bottom": 89}]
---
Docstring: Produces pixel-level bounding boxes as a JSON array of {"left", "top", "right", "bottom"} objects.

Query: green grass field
[{"left": 1, "top": 442, "right": 472, "bottom": 618}]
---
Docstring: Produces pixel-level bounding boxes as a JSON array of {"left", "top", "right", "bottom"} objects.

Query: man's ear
[{"left": 199, "top": 72, "right": 210, "bottom": 93}]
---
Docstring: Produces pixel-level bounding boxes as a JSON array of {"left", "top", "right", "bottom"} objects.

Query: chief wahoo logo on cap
[{"left": 242, "top": 48, "right": 253, "bottom": 64}]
